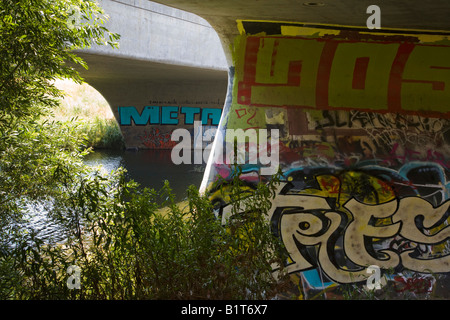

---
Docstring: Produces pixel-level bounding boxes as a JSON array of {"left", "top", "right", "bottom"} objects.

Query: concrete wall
[
  {"left": 202, "top": 21, "right": 450, "bottom": 299},
  {"left": 83, "top": 0, "right": 228, "bottom": 69}
]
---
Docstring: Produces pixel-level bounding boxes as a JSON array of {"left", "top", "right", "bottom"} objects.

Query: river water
[
  {"left": 83, "top": 149, "right": 207, "bottom": 202},
  {"left": 14, "top": 149, "right": 206, "bottom": 244}
]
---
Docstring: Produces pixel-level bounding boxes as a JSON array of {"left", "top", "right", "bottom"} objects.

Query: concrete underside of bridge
[
  {"left": 153, "top": 0, "right": 450, "bottom": 63},
  {"left": 75, "top": 0, "right": 229, "bottom": 150},
  {"left": 76, "top": 51, "right": 228, "bottom": 149}
]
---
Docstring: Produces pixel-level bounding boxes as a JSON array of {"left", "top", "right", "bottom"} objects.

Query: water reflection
[
  {"left": 5, "top": 149, "right": 205, "bottom": 248},
  {"left": 84, "top": 149, "right": 206, "bottom": 202}
]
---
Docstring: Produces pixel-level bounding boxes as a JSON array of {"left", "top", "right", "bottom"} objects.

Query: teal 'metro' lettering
[
  {"left": 118, "top": 106, "right": 222, "bottom": 126},
  {"left": 161, "top": 106, "right": 179, "bottom": 125},
  {"left": 119, "top": 106, "right": 159, "bottom": 125},
  {"left": 180, "top": 107, "right": 200, "bottom": 124},
  {"left": 201, "top": 108, "right": 221, "bottom": 126}
]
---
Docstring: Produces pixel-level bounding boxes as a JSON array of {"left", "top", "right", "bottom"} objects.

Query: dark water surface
[
  {"left": 19, "top": 149, "right": 206, "bottom": 243},
  {"left": 83, "top": 149, "right": 207, "bottom": 202}
]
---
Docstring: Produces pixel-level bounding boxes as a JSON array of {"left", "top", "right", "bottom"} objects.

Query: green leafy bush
[
  {"left": 0, "top": 0, "right": 288, "bottom": 300},
  {"left": 1, "top": 166, "right": 289, "bottom": 299}
]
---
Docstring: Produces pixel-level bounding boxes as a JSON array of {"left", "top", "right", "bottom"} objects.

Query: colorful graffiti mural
[
  {"left": 271, "top": 163, "right": 450, "bottom": 280},
  {"left": 203, "top": 21, "right": 450, "bottom": 298}
]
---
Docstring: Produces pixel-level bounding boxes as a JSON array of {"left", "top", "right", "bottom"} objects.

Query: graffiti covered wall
[
  {"left": 117, "top": 105, "right": 222, "bottom": 149},
  {"left": 203, "top": 21, "right": 450, "bottom": 298}
]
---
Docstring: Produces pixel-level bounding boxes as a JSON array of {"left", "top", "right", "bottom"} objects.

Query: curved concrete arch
[
  {"left": 75, "top": 0, "right": 229, "bottom": 149},
  {"left": 80, "top": 0, "right": 228, "bottom": 69}
]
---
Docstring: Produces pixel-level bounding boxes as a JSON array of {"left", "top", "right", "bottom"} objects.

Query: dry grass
[
  {"left": 51, "top": 78, "right": 124, "bottom": 149},
  {"left": 53, "top": 78, "right": 114, "bottom": 121}
]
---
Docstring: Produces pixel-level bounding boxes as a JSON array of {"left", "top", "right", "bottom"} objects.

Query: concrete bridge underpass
[
  {"left": 78, "top": 0, "right": 450, "bottom": 299},
  {"left": 75, "top": 0, "right": 229, "bottom": 150}
]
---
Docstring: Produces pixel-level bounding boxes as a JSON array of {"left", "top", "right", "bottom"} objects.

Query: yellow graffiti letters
[
  {"left": 393, "top": 197, "right": 450, "bottom": 244},
  {"left": 393, "top": 197, "right": 450, "bottom": 273},
  {"left": 343, "top": 199, "right": 400, "bottom": 269}
]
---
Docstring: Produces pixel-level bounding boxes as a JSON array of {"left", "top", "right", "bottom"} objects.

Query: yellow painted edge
[{"left": 237, "top": 19, "right": 450, "bottom": 43}]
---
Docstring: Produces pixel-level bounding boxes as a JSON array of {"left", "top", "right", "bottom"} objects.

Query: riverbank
[{"left": 53, "top": 79, "right": 124, "bottom": 150}]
